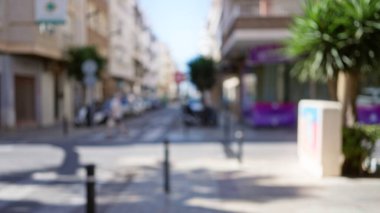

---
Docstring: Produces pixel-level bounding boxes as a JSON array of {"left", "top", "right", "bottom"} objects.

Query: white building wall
[
  {"left": 270, "top": 0, "right": 303, "bottom": 16},
  {"left": 157, "top": 43, "right": 177, "bottom": 99},
  {"left": 201, "top": 0, "right": 222, "bottom": 61},
  {"left": 39, "top": 70, "right": 55, "bottom": 126},
  {"left": 108, "top": 0, "right": 135, "bottom": 81},
  {"left": 63, "top": 77, "right": 74, "bottom": 121}
]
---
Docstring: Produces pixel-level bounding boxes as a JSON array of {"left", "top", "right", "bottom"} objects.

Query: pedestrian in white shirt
[{"left": 107, "top": 93, "right": 124, "bottom": 138}]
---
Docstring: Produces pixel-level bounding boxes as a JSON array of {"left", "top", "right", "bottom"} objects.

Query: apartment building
[
  {"left": 200, "top": 0, "right": 223, "bottom": 108},
  {"left": 200, "top": 0, "right": 223, "bottom": 62},
  {"left": 132, "top": 4, "right": 151, "bottom": 96},
  {"left": 107, "top": 0, "right": 136, "bottom": 96},
  {"left": 76, "top": 0, "right": 110, "bottom": 105},
  {"left": 221, "top": 0, "right": 302, "bottom": 58},
  {"left": 142, "top": 32, "right": 159, "bottom": 98},
  {"left": 0, "top": 0, "right": 85, "bottom": 129},
  {"left": 154, "top": 42, "right": 177, "bottom": 100},
  {"left": 218, "top": 0, "right": 313, "bottom": 115},
  {"left": 0, "top": 0, "right": 175, "bottom": 129}
]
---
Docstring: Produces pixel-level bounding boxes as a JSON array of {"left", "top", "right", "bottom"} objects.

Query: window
[{"left": 38, "top": 23, "right": 56, "bottom": 35}]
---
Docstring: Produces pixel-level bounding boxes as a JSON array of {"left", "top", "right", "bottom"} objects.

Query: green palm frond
[{"left": 286, "top": 0, "right": 380, "bottom": 82}]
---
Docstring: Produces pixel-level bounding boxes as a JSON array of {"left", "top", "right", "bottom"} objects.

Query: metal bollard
[
  {"left": 63, "top": 116, "right": 69, "bottom": 136},
  {"left": 224, "top": 112, "right": 231, "bottom": 144},
  {"left": 85, "top": 165, "right": 96, "bottom": 213},
  {"left": 163, "top": 139, "right": 171, "bottom": 194},
  {"left": 235, "top": 130, "right": 244, "bottom": 163}
]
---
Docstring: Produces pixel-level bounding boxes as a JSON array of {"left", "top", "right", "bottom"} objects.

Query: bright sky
[{"left": 139, "top": 0, "right": 211, "bottom": 72}]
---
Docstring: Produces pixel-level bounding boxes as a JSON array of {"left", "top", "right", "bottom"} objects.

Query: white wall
[
  {"left": 63, "top": 77, "right": 74, "bottom": 121},
  {"left": 270, "top": 0, "right": 303, "bottom": 16},
  {"left": 108, "top": 0, "right": 135, "bottom": 80},
  {"left": 39, "top": 71, "right": 55, "bottom": 126}
]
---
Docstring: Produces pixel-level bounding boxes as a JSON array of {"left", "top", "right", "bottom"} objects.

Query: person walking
[{"left": 107, "top": 93, "right": 124, "bottom": 138}]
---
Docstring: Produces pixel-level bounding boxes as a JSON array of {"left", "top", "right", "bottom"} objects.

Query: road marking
[
  {"left": 140, "top": 127, "right": 164, "bottom": 142},
  {"left": 0, "top": 145, "right": 15, "bottom": 152}
]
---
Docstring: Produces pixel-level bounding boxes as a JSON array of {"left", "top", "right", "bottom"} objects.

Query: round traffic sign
[
  {"left": 82, "top": 59, "right": 98, "bottom": 76},
  {"left": 175, "top": 71, "right": 186, "bottom": 84}
]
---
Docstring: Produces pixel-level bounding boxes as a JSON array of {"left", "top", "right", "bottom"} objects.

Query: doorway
[{"left": 15, "top": 76, "right": 36, "bottom": 127}]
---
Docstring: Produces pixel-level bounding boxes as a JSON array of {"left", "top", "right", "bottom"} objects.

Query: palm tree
[{"left": 286, "top": 0, "right": 380, "bottom": 126}]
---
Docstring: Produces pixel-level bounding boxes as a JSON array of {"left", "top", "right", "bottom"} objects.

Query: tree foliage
[
  {"left": 286, "top": 0, "right": 380, "bottom": 82},
  {"left": 65, "top": 46, "right": 106, "bottom": 82},
  {"left": 188, "top": 56, "right": 217, "bottom": 93}
]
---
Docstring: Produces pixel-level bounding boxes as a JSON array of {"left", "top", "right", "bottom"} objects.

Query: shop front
[{"left": 242, "top": 44, "right": 329, "bottom": 127}]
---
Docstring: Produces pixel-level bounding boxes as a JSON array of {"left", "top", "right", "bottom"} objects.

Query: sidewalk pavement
[
  {"left": 103, "top": 142, "right": 380, "bottom": 213},
  {"left": 0, "top": 139, "right": 379, "bottom": 212}
]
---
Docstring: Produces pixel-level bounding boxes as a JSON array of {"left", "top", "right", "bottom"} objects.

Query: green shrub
[{"left": 342, "top": 125, "right": 379, "bottom": 176}]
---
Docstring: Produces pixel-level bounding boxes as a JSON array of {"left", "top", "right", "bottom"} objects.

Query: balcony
[
  {"left": 0, "top": 23, "right": 63, "bottom": 60},
  {"left": 0, "top": 0, "right": 78, "bottom": 60},
  {"left": 87, "top": 27, "right": 109, "bottom": 57},
  {"left": 221, "top": 0, "right": 301, "bottom": 57}
]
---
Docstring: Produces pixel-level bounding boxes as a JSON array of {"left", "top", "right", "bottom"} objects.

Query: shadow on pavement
[
  {"left": 94, "top": 163, "right": 316, "bottom": 213},
  {"left": 0, "top": 200, "right": 83, "bottom": 213},
  {"left": 55, "top": 145, "right": 81, "bottom": 175},
  {"left": 0, "top": 144, "right": 82, "bottom": 185}
]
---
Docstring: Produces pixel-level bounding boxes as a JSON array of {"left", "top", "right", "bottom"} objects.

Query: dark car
[{"left": 182, "top": 100, "right": 218, "bottom": 127}]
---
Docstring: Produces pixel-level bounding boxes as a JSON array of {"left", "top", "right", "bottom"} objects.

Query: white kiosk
[{"left": 298, "top": 100, "right": 343, "bottom": 177}]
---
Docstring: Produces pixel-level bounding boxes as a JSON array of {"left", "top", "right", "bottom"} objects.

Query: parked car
[
  {"left": 120, "top": 95, "right": 133, "bottom": 116},
  {"left": 151, "top": 98, "right": 164, "bottom": 109},
  {"left": 131, "top": 97, "right": 146, "bottom": 115},
  {"left": 182, "top": 100, "right": 218, "bottom": 126},
  {"left": 74, "top": 101, "right": 109, "bottom": 127}
]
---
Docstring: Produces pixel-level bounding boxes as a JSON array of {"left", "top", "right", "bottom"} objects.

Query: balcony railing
[{"left": 221, "top": 0, "right": 301, "bottom": 36}]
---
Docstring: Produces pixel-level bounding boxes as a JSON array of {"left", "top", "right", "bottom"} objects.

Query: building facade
[
  {"left": 200, "top": 0, "right": 223, "bottom": 108},
  {"left": 0, "top": 0, "right": 86, "bottom": 129},
  {"left": 200, "top": 0, "right": 223, "bottom": 62},
  {"left": 155, "top": 42, "right": 177, "bottom": 101},
  {"left": 107, "top": 0, "right": 135, "bottom": 96},
  {"left": 217, "top": 0, "right": 308, "bottom": 117},
  {"left": 0, "top": 0, "right": 176, "bottom": 129},
  {"left": 79, "top": 0, "right": 110, "bottom": 105}
]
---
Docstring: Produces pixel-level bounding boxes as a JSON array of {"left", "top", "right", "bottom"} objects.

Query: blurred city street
[
  {"left": 0, "top": 105, "right": 379, "bottom": 213},
  {"left": 1, "top": 0, "right": 380, "bottom": 212}
]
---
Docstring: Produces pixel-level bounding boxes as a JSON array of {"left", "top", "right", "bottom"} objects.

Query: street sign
[
  {"left": 35, "top": 0, "right": 67, "bottom": 24},
  {"left": 82, "top": 60, "right": 98, "bottom": 76},
  {"left": 174, "top": 71, "right": 186, "bottom": 84},
  {"left": 84, "top": 75, "right": 97, "bottom": 87},
  {"left": 82, "top": 60, "right": 98, "bottom": 87}
]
